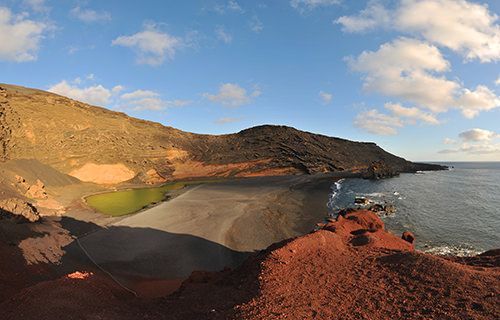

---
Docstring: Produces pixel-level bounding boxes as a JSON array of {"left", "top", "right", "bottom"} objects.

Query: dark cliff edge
[{"left": 410, "top": 162, "right": 448, "bottom": 172}]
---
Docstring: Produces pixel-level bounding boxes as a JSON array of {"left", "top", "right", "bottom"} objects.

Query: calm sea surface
[{"left": 327, "top": 162, "right": 500, "bottom": 255}]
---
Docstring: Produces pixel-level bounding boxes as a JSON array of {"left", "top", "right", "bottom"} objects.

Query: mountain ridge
[{"left": 0, "top": 82, "right": 440, "bottom": 186}]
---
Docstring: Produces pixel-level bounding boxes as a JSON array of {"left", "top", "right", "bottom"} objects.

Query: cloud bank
[{"left": 338, "top": 0, "right": 500, "bottom": 135}]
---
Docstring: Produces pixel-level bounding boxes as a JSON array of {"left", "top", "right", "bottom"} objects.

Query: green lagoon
[{"left": 86, "top": 179, "right": 224, "bottom": 217}]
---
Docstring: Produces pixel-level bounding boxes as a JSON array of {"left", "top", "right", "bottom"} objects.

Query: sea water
[{"left": 327, "top": 162, "right": 500, "bottom": 256}]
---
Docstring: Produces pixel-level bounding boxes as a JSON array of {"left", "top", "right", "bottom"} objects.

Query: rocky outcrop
[
  {"left": 363, "top": 160, "right": 398, "bottom": 179},
  {"left": 0, "top": 198, "right": 40, "bottom": 222},
  {"left": 14, "top": 175, "right": 48, "bottom": 199}
]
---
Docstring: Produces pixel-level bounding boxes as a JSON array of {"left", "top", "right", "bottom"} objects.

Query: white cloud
[
  {"left": 459, "top": 128, "right": 500, "bottom": 142},
  {"left": 440, "top": 143, "right": 500, "bottom": 154},
  {"left": 215, "top": 1, "right": 244, "bottom": 14},
  {"left": 24, "top": 0, "right": 47, "bottom": 12},
  {"left": 291, "top": 0, "right": 341, "bottom": 11},
  {"left": 353, "top": 109, "right": 404, "bottom": 135},
  {"left": 0, "top": 7, "right": 48, "bottom": 62},
  {"left": 335, "top": 0, "right": 390, "bottom": 33},
  {"left": 384, "top": 102, "right": 440, "bottom": 125},
  {"left": 456, "top": 85, "right": 500, "bottom": 118},
  {"left": 461, "top": 144, "right": 500, "bottom": 154},
  {"left": 337, "top": 0, "right": 500, "bottom": 63},
  {"left": 353, "top": 102, "right": 439, "bottom": 135},
  {"left": 203, "top": 83, "right": 261, "bottom": 107},
  {"left": 48, "top": 80, "right": 112, "bottom": 106},
  {"left": 215, "top": 26, "right": 232, "bottom": 43},
  {"left": 168, "top": 100, "right": 193, "bottom": 107},
  {"left": 438, "top": 148, "right": 460, "bottom": 154},
  {"left": 496, "top": 75, "right": 500, "bottom": 86},
  {"left": 120, "top": 89, "right": 192, "bottom": 110},
  {"left": 349, "top": 37, "right": 500, "bottom": 117},
  {"left": 125, "top": 97, "right": 166, "bottom": 111},
  {"left": 440, "top": 128, "right": 500, "bottom": 154},
  {"left": 111, "top": 23, "right": 184, "bottom": 66},
  {"left": 443, "top": 138, "right": 456, "bottom": 144},
  {"left": 319, "top": 91, "right": 332, "bottom": 105},
  {"left": 111, "top": 85, "right": 124, "bottom": 96},
  {"left": 349, "top": 38, "right": 458, "bottom": 112},
  {"left": 70, "top": 6, "right": 111, "bottom": 23},
  {"left": 121, "top": 89, "right": 160, "bottom": 100},
  {"left": 249, "top": 15, "right": 263, "bottom": 33},
  {"left": 215, "top": 117, "right": 243, "bottom": 124},
  {"left": 48, "top": 77, "right": 192, "bottom": 112}
]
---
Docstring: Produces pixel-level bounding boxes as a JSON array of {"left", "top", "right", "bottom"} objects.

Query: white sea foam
[
  {"left": 327, "top": 179, "right": 344, "bottom": 210},
  {"left": 363, "top": 192, "right": 389, "bottom": 198},
  {"left": 423, "top": 245, "right": 483, "bottom": 257}
]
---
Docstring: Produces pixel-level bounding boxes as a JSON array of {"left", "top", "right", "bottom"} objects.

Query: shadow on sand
[{"left": 59, "top": 216, "right": 252, "bottom": 280}]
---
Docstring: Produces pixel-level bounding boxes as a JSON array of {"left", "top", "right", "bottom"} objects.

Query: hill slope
[{"left": 0, "top": 83, "right": 438, "bottom": 188}]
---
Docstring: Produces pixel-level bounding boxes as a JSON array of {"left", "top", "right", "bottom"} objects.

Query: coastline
[
  {"left": 64, "top": 174, "right": 343, "bottom": 296},
  {"left": 3, "top": 165, "right": 500, "bottom": 319}
]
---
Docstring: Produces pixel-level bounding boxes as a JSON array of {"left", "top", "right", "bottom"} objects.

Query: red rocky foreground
[{"left": 1, "top": 208, "right": 499, "bottom": 319}]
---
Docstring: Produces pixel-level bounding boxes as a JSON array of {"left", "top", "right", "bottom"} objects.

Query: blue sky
[{"left": 2, "top": 0, "right": 500, "bottom": 161}]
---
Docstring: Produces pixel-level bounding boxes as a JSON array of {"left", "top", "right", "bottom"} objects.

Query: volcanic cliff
[{"left": 0, "top": 83, "right": 439, "bottom": 189}]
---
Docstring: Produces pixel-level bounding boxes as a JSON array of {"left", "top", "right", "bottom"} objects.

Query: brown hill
[{"left": 0, "top": 82, "right": 441, "bottom": 190}]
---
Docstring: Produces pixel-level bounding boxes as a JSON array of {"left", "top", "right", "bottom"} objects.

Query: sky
[{"left": 1, "top": 0, "right": 500, "bottom": 161}]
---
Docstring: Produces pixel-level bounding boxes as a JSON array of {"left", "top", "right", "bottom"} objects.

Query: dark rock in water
[
  {"left": 384, "top": 205, "right": 395, "bottom": 212},
  {"left": 364, "top": 160, "right": 398, "bottom": 180},
  {"left": 402, "top": 231, "right": 415, "bottom": 244},
  {"left": 368, "top": 204, "right": 384, "bottom": 212},
  {"left": 355, "top": 197, "right": 370, "bottom": 205}
]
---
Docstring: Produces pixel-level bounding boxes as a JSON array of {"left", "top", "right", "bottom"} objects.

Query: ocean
[{"left": 327, "top": 162, "right": 500, "bottom": 256}]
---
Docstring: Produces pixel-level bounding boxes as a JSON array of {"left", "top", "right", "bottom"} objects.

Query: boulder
[
  {"left": 0, "top": 198, "right": 40, "bottom": 222},
  {"left": 401, "top": 231, "right": 415, "bottom": 244},
  {"left": 26, "top": 180, "right": 47, "bottom": 199}
]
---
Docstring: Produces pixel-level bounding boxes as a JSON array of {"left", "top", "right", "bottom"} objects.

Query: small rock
[
  {"left": 355, "top": 197, "right": 369, "bottom": 205},
  {"left": 384, "top": 205, "right": 395, "bottom": 212},
  {"left": 368, "top": 204, "right": 384, "bottom": 212}
]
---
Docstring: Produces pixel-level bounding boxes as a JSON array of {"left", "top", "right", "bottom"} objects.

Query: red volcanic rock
[
  {"left": 2, "top": 208, "right": 500, "bottom": 319},
  {"left": 342, "top": 208, "right": 385, "bottom": 232},
  {"left": 402, "top": 231, "right": 416, "bottom": 244},
  {"left": 153, "top": 209, "right": 500, "bottom": 319}
]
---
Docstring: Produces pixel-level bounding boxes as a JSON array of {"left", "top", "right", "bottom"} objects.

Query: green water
[{"left": 85, "top": 179, "right": 223, "bottom": 216}]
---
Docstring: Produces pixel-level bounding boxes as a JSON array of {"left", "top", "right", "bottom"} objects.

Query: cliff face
[{"left": 0, "top": 83, "right": 440, "bottom": 189}]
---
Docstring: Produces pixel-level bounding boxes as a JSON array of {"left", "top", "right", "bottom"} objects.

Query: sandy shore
[{"left": 70, "top": 174, "right": 338, "bottom": 287}]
